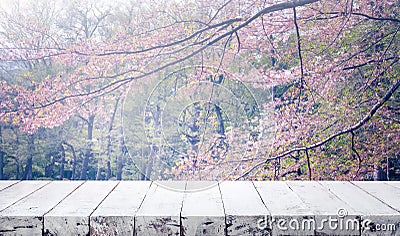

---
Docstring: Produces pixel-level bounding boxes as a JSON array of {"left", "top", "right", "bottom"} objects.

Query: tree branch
[
  {"left": 3, "top": 0, "right": 321, "bottom": 114},
  {"left": 350, "top": 131, "right": 362, "bottom": 178},
  {"left": 305, "top": 148, "right": 312, "bottom": 180},
  {"left": 352, "top": 12, "right": 400, "bottom": 23},
  {"left": 293, "top": 7, "right": 304, "bottom": 87},
  {"left": 312, "top": 11, "right": 400, "bottom": 23},
  {"left": 237, "top": 77, "right": 400, "bottom": 179},
  {"left": 343, "top": 56, "right": 398, "bottom": 70}
]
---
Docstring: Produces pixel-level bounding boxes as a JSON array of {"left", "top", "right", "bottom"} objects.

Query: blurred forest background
[{"left": 0, "top": 0, "right": 399, "bottom": 181}]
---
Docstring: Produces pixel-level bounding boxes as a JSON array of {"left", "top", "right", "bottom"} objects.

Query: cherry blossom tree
[{"left": 0, "top": 0, "right": 399, "bottom": 180}]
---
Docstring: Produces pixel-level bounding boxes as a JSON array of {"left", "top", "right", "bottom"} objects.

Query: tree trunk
[
  {"left": 140, "top": 147, "right": 147, "bottom": 180},
  {"left": 0, "top": 151, "right": 3, "bottom": 180},
  {"left": 214, "top": 104, "right": 225, "bottom": 136},
  {"left": 145, "top": 146, "right": 155, "bottom": 181},
  {"left": 44, "top": 153, "right": 54, "bottom": 178},
  {"left": 23, "top": 134, "right": 34, "bottom": 180},
  {"left": 12, "top": 157, "right": 19, "bottom": 180},
  {"left": 64, "top": 142, "right": 77, "bottom": 180},
  {"left": 0, "top": 125, "right": 3, "bottom": 180},
  {"left": 145, "top": 156, "right": 153, "bottom": 181},
  {"left": 373, "top": 165, "right": 387, "bottom": 181},
  {"left": 106, "top": 159, "right": 111, "bottom": 180},
  {"left": 59, "top": 144, "right": 65, "bottom": 180},
  {"left": 96, "top": 158, "right": 102, "bottom": 180},
  {"left": 106, "top": 97, "right": 120, "bottom": 180},
  {"left": 116, "top": 138, "right": 124, "bottom": 180},
  {"left": 116, "top": 99, "right": 125, "bottom": 181},
  {"left": 116, "top": 155, "right": 123, "bottom": 180},
  {"left": 80, "top": 114, "right": 95, "bottom": 180},
  {"left": 116, "top": 128, "right": 126, "bottom": 180},
  {"left": 144, "top": 105, "right": 161, "bottom": 180},
  {"left": 140, "top": 165, "right": 147, "bottom": 180}
]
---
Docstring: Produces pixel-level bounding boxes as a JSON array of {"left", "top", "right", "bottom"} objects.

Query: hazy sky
[{"left": 0, "top": 0, "right": 124, "bottom": 13}]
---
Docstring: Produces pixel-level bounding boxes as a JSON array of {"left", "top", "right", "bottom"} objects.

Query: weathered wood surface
[
  {"left": 321, "top": 181, "right": 400, "bottom": 235},
  {"left": 287, "top": 181, "right": 359, "bottom": 235},
  {"left": 181, "top": 181, "right": 225, "bottom": 236},
  {"left": 0, "top": 181, "right": 50, "bottom": 212},
  {"left": 354, "top": 182, "right": 400, "bottom": 212},
  {"left": 0, "top": 180, "right": 399, "bottom": 236},
  {"left": 254, "top": 181, "right": 314, "bottom": 235},
  {"left": 219, "top": 181, "right": 269, "bottom": 236},
  {"left": 0, "top": 181, "right": 18, "bottom": 191},
  {"left": 0, "top": 181, "right": 83, "bottom": 235},
  {"left": 44, "top": 181, "right": 118, "bottom": 236},
  {"left": 90, "top": 181, "right": 151, "bottom": 236},
  {"left": 135, "top": 181, "right": 186, "bottom": 236}
]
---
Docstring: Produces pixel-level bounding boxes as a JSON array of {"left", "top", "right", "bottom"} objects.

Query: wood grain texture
[
  {"left": 254, "top": 181, "right": 313, "bottom": 236},
  {"left": 44, "top": 181, "right": 118, "bottom": 236},
  {"left": 384, "top": 181, "right": 400, "bottom": 190},
  {"left": 219, "top": 181, "right": 270, "bottom": 236},
  {"left": 181, "top": 181, "right": 225, "bottom": 236},
  {"left": 0, "top": 181, "right": 50, "bottom": 212},
  {"left": 0, "top": 180, "right": 398, "bottom": 236},
  {"left": 90, "top": 181, "right": 151, "bottom": 236},
  {"left": 135, "top": 181, "right": 186, "bottom": 236},
  {"left": 0, "top": 181, "right": 83, "bottom": 235},
  {"left": 0, "top": 181, "right": 18, "bottom": 191},
  {"left": 321, "top": 181, "right": 400, "bottom": 236},
  {"left": 353, "top": 181, "right": 400, "bottom": 211},
  {"left": 287, "top": 181, "right": 359, "bottom": 235}
]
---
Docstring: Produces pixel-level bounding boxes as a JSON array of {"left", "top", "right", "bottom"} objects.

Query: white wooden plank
[
  {"left": 181, "top": 181, "right": 225, "bottom": 236},
  {"left": 321, "top": 181, "right": 400, "bottom": 235},
  {"left": 1, "top": 180, "right": 399, "bottom": 235},
  {"left": 0, "top": 181, "right": 19, "bottom": 191},
  {"left": 90, "top": 181, "right": 152, "bottom": 236},
  {"left": 321, "top": 181, "right": 399, "bottom": 214},
  {"left": 353, "top": 181, "right": 400, "bottom": 211},
  {"left": 135, "top": 181, "right": 186, "bottom": 236},
  {"left": 287, "top": 181, "right": 359, "bottom": 235},
  {"left": 219, "top": 181, "right": 270, "bottom": 236},
  {"left": 0, "top": 181, "right": 50, "bottom": 212},
  {"left": 44, "top": 181, "right": 118, "bottom": 236},
  {"left": 385, "top": 181, "right": 400, "bottom": 189},
  {"left": 155, "top": 180, "right": 188, "bottom": 192},
  {"left": 0, "top": 181, "right": 83, "bottom": 235},
  {"left": 253, "top": 181, "right": 313, "bottom": 235}
]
